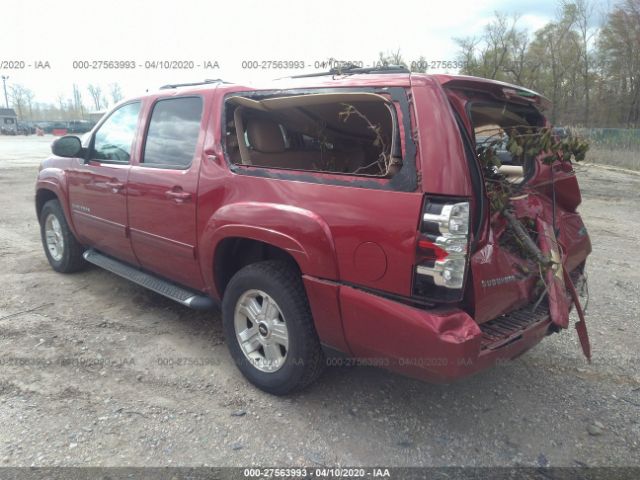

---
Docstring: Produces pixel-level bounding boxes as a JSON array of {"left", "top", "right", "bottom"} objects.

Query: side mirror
[{"left": 52, "top": 135, "right": 82, "bottom": 158}]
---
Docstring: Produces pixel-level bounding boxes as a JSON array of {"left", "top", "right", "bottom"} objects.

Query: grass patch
[{"left": 583, "top": 146, "right": 640, "bottom": 171}]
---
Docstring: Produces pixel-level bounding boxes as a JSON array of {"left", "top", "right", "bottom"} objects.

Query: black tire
[
  {"left": 222, "top": 260, "right": 325, "bottom": 395},
  {"left": 39, "top": 199, "right": 86, "bottom": 273}
]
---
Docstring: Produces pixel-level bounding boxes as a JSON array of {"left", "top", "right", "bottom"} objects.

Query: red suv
[{"left": 35, "top": 67, "right": 591, "bottom": 394}]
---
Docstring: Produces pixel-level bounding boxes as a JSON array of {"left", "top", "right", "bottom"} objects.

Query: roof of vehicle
[
  {"left": 141, "top": 71, "right": 550, "bottom": 111},
  {"left": 152, "top": 73, "right": 412, "bottom": 96}
]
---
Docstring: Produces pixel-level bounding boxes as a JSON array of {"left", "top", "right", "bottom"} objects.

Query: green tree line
[
  {"left": 378, "top": 0, "right": 639, "bottom": 128},
  {"left": 454, "top": 0, "right": 640, "bottom": 127}
]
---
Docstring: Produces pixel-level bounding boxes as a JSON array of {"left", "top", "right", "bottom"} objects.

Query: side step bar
[{"left": 83, "top": 250, "right": 217, "bottom": 310}]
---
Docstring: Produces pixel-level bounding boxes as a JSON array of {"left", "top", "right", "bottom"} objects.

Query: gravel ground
[{"left": 0, "top": 136, "right": 638, "bottom": 467}]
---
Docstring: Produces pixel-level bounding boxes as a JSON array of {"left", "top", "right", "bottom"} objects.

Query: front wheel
[
  {"left": 222, "top": 261, "right": 324, "bottom": 395},
  {"left": 39, "top": 199, "right": 85, "bottom": 273}
]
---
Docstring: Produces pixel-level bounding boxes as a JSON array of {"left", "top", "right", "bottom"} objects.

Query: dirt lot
[{"left": 0, "top": 135, "right": 638, "bottom": 467}]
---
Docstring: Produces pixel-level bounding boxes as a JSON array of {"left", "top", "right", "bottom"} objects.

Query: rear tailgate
[{"left": 436, "top": 75, "right": 591, "bottom": 325}]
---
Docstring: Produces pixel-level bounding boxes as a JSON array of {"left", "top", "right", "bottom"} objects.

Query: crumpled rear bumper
[{"left": 338, "top": 285, "right": 552, "bottom": 382}]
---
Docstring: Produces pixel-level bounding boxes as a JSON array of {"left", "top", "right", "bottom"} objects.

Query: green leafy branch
[
  {"left": 477, "top": 125, "right": 589, "bottom": 170},
  {"left": 478, "top": 126, "right": 590, "bottom": 275}
]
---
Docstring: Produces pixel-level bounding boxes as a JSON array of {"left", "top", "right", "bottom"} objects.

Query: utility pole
[{"left": 1, "top": 76, "right": 8, "bottom": 108}]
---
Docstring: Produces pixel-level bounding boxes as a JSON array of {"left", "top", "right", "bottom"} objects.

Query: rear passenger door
[{"left": 127, "top": 96, "right": 206, "bottom": 289}]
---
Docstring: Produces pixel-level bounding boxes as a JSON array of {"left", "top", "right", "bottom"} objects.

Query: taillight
[{"left": 413, "top": 198, "right": 470, "bottom": 302}]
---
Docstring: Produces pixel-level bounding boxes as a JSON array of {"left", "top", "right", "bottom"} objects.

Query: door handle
[
  {"left": 106, "top": 180, "right": 125, "bottom": 193},
  {"left": 165, "top": 188, "right": 192, "bottom": 203}
]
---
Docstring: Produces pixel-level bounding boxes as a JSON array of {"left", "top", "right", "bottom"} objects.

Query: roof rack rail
[
  {"left": 159, "top": 79, "right": 228, "bottom": 90},
  {"left": 290, "top": 64, "right": 410, "bottom": 79}
]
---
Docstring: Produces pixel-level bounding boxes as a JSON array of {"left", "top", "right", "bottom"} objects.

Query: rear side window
[
  {"left": 224, "top": 92, "right": 401, "bottom": 178},
  {"left": 143, "top": 97, "right": 203, "bottom": 167}
]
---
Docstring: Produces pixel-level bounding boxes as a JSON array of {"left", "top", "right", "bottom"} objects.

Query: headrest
[{"left": 246, "top": 118, "right": 285, "bottom": 153}]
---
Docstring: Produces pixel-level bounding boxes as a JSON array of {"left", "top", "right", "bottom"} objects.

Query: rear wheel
[
  {"left": 39, "top": 199, "right": 85, "bottom": 273},
  {"left": 222, "top": 260, "right": 324, "bottom": 395}
]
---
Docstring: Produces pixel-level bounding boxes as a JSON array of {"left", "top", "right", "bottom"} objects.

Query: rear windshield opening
[
  {"left": 471, "top": 102, "right": 544, "bottom": 167},
  {"left": 224, "top": 93, "right": 401, "bottom": 177}
]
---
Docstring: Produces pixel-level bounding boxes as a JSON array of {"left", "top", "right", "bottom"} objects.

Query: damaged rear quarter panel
[{"left": 339, "top": 284, "right": 482, "bottom": 380}]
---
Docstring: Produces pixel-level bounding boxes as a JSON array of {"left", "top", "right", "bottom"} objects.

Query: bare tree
[
  {"left": 56, "top": 93, "right": 66, "bottom": 118},
  {"left": 455, "top": 36, "right": 480, "bottom": 74},
  {"left": 24, "top": 88, "right": 35, "bottom": 120},
  {"left": 502, "top": 27, "right": 538, "bottom": 86},
  {"left": 9, "top": 84, "right": 28, "bottom": 119},
  {"left": 456, "top": 13, "right": 526, "bottom": 81},
  {"left": 73, "top": 84, "right": 84, "bottom": 118},
  {"left": 87, "top": 84, "right": 102, "bottom": 110},
  {"left": 598, "top": 0, "right": 640, "bottom": 126},
  {"left": 483, "top": 13, "right": 517, "bottom": 79},
  {"left": 378, "top": 49, "right": 407, "bottom": 68},
  {"left": 109, "top": 83, "right": 123, "bottom": 104},
  {"left": 529, "top": 4, "right": 579, "bottom": 123},
  {"left": 572, "top": 0, "right": 596, "bottom": 125}
]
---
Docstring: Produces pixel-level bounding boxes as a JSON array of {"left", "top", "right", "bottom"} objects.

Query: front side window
[
  {"left": 142, "top": 97, "right": 203, "bottom": 168},
  {"left": 93, "top": 102, "right": 141, "bottom": 162}
]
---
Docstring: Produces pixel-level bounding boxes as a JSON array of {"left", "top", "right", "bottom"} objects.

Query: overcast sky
[{"left": 2, "top": 0, "right": 606, "bottom": 108}]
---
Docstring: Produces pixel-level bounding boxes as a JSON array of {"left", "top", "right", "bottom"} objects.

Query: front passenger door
[{"left": 67, "top": 102, "right": 141, "bottom": 265}]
